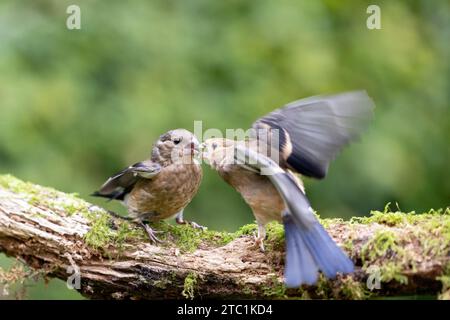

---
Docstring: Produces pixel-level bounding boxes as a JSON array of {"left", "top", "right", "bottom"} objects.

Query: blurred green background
[{"left": 0, "top": 0, "right": 448, "bottom": 299}]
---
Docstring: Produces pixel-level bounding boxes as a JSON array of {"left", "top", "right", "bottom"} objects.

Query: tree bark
[{"left": 0, "top": 175, "right": 448, "bottom": 299}]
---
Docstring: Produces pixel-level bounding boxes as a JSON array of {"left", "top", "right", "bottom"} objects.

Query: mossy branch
[{"left": 0, "top": 174, "right": 449, "bottom": 299}]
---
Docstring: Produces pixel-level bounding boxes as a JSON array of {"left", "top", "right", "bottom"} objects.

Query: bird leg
[
  {"left": 139, "top": 221, "right": 163, "bottom": 244},
  {"left": 92, "top": 206, "right": 163, "bottom": 244},
  {"left": 254, "top": 223, "right": 267, "bottom": 252},
  {"left": 88, "top": 206, "right": 133, "bottom": 230},
  {"left": 175, "top": 210, "right": 208, "bottom": 231}
]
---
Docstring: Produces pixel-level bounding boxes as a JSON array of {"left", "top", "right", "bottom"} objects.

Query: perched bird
[
  {"left": 202, "top": 91, "right": 374, "bottom": 287},
  {"left": 92, "top": 129, "right": 203, "bottom": 242}
]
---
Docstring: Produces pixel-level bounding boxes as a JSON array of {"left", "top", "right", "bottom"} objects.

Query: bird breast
[
  {"left": 220, "top": 166, "right": 285, "bottom": 225},
  {"left": 127, "top": 163, "right": 202, "bottom": 221}
]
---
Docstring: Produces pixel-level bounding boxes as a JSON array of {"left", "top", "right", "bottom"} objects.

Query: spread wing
[
  {"left": 92, "top": 161, "right": 161, "bottom": 201},
  {"left": 252, "top": 91, "right": 374, "bottom": 179}
]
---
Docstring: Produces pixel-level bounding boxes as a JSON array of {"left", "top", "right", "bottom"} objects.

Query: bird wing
[
  {"left": 252, "top": 90, "right": 374, "bottom": 179},
  {"left": 233, "top": 145, "right": 316, "bottom": 229},
  {"left": 234, "top": 145, "right": 354, "bottom": 283},
  {"left": 92, "top": 161, "right": 161, "bottom": 201}
]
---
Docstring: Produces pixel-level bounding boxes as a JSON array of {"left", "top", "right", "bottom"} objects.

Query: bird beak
[
  {"left": 199, "top": 142, "right": 210, "bottom": 163},
  {"left": 189, "top": 142, "right": 199, "bottom": 156}
]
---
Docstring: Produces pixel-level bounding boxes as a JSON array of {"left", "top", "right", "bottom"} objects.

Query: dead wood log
[{"left": 0, "top": 175, "right": 448, "bottom": 299}]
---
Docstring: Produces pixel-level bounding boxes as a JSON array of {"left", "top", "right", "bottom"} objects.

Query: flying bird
[
  {"left": 92, "top": 129, "right": 203, "bottom": 243},
  {"left": 202, "top": 91, "right": 374, "bottom": 287}
]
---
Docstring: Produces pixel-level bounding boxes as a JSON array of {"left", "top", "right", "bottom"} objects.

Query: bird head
[
  {"left": 152, "top": 129, "right": 200, "bottom": 165},
  {"left": 201, "top": 138, "right": 236, "bottom": 169}
]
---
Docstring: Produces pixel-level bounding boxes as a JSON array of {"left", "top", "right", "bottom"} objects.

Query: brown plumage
[
  {"left": 223, "top": 167, "right": 285, "bottom": 226},
  {"left": 93, "top": 129, "right": 203, "bottom": 242},
  {"left": 203, "top": 138, "right": 295, "bottom": 244},
  {"left": 202, "top": 91, "right": 374, "bottom": 287},
  {"left": 127, "top": 162, "right": 202, "bottom": 221}
]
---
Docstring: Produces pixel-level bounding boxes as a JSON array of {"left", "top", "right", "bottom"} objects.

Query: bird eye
[{"left": 173, "top": 137, "right": 182, "bottom": 145}]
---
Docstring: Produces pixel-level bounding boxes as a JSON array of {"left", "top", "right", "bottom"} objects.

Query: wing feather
[
  {"left": 252, "top": 91, "right": 374, "bottom": 178},
  {"left": 92, "top": 161, "right": 161, "bottom": 200}
]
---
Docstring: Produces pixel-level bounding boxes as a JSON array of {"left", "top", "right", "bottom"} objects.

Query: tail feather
[
  {"left": 232, "top": 145, "right": 354, "bottom": 286},
  {"left": 91, "top": 190, "right": 125, "bottom": 201},
  {"left": 284, "top": 218, "right": 318, "bottom": 287},
  {"left": 300, "top": 221, "right": 354, "bottom": 278},
  {"left": 283, "top": 216, "right": 354, "bottom": 287}
]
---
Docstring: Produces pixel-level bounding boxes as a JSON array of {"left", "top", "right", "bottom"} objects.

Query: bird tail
[
  {"left": 283, "top": 215, "right": 354, "bottom": 288},
  {"left": 232, "top": 145, "right": 354, "bottom": 287},
  {"left": 91, "top": 190, "right": 123, "bottom": 201}
]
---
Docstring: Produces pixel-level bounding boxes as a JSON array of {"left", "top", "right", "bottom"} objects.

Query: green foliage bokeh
[{"left": 0, "top": 0, "right": 448, "bottom": 299}]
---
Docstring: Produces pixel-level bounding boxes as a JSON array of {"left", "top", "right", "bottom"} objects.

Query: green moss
[
  {"left": 313, "top": 274, "right": 330, "bottom": 298},
  {"left": 145, "top": 221, "right": 260, "bottom": 254},
  {"left": 114, "top": 221, "right": 144, "bottom": 248},
  {"left": 233, "top": 223, "right": 257, "bottom": 237},
  {"left": 169, "top": 224, "right": 205, "bottom": 252},
  {"left": 240, "top": 284, "right": 254, "bottom": 296},
  {"left": 340, "top": 277, "right": 368, "bottom": 300},
  {"left": 83, "top": 212, "right": 115, "bottom": 249},
  {"left": 361, "top": 229, "right": 399, "bottom": 263},
  {"left": 199, "top": 228, "right": 237, "bottom": 247},
  {"left": 351, "top": 204, "right": 450, "bottom": 228},
  {"left": 351, "top": 205, "right": 450, "bottom": 290},
  {"left": 0, "top": 174, "right": 58, "bottom": 206},
  {"left": 182, "top": 272, "right": 198, "bottom": 299},
  {"left": 28, "top": 194, "right": 41, "bottom": 206},
  {"left": 83, "top": 211, "right": 144, "bottom": 251},
  {"left": 0, "top": 174, "right": 41, "bottom": 195},
  {"left": 208, "top": 221, "right": 285, "bottom": 253},
  {"left": 198, "top": 221, "right": 283, "bottom": 252},
  {"left": 146, "top": 222, "right": 235, "bottom": 253},
  {"left": 312, "top": 274, "right": 370, "bottom": 300},
  {"left": 157, "top": 221, "right": 283, "bottom": 254},
  {"left": 265, "top": 222, "right": 285, "bottom": 250},
  {"left": 262, "top": 275, "right": 287, "bottom": 298},
  {"left": 1, "top": 175, "right": 144, "bottom": 252},
  {"left": 0, "top": 174, "right": 95, "bottom": 217},
  {"left": 360, "top": 229, "right": 408, "bottom": 284},
  {"left": 359, "top": 210, "right": 406, "bottom": 226},
  {"left": 152, "top": 278, "right": 172, "bottom": 289},
  {"left": 379, "top": 263, "right": 408, "bottom": 284},
  {"left": 320, "top": 217, "right": 345, "bottom": 229},
  {"left": 354, "top": 206, "right": 450, "bottom": 286},
  {"left": 61, "top": 201, "right": 89, "bottom": 216},
  {"left": 351, "top": 203, "right": 406, "bottom": 226}
]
